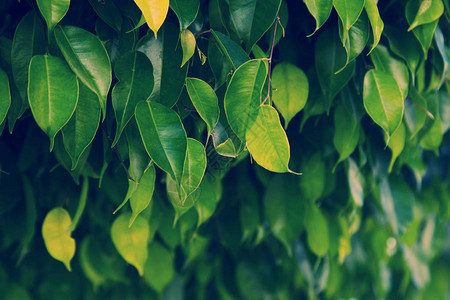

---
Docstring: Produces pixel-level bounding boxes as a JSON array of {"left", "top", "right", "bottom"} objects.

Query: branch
[{"left": 261, "top": 15, "right": 281, "bottom": 106}]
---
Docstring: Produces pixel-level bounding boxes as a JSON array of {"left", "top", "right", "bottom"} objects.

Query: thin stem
[
  {"left": 409, "top": 98, "right": 435, "bottom": 119},
  {"left": 261, "top": 15, "right": 280, "bottom": 106},
  {"left": 68, "top": 176, "right": 89, "bottom": 232}
]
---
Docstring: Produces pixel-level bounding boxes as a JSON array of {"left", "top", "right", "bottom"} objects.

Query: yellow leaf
[
  {"left": 180, "top": 29, "right": 196, "bottom": 67},
  {"left": 134, "top": 0, "right": 169, "bottom": 38}
]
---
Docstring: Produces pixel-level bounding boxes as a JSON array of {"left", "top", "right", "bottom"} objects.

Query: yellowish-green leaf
[
  {"left": 129, "top": 164, "right": 156, "bottom": 227},
  {"left": 111, "top": 213, "right": 149, "bottom": 276},
  {"left": 41, "top": 207, "right": 75, "bottom": 271},
  {"left": 365, "top": 0, "right": 384, "bottom": 54},
  {"left": 406, "top": 0, "right": 444, "bottom": 31},
  {"left": 134, "top": 0, "right": 169, "bottom": 37},
  {"left": 333, "top": 0, "right": 365, "bottom": 44},
  {"left": 385, "top": 122, "right": 406, "bottom": 173},
  {"left": 305, "top": 204, "right": 329, "bottom": 257},
  {"left": 36, "top": 0, "right": 70, "bottom": 31},
  {"left": 304, "top": 0, "right": 333, "bottom": 37},
  {"left": 180, "top": 29, "right": 196, "bottom": 67}
]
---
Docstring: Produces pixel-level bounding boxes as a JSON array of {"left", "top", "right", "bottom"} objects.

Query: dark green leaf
[
  {"left": 88, "top": 0, "right": 123, "bottom": 32},
  {"left": 210, "top": 29, "right": 250, "bottom": 70},
  {"left": 0, "top": 68, "right": 10, "bottom": 125},
  {"left": 170, "top": 0, "right": 200, "bottom": 31}
]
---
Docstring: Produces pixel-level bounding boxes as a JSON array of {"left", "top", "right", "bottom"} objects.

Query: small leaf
[
  {"left": 363, "top": 69, "right": 403, "bottom": 137},
  {"left": 383, "top": 26, "right": 421, "bottom": 75},
  {"left": 112, "top": 51, "right": 154, "bottom": 146},
  {"left": 303, "top": 0, "right": 333, "bottom": 36},
  {"left": 129, "top": 164, "right": 156, "bottom": 227},
  {"left": 180, "top": 138, "right": 207, "bottom": 201},
  {"left": 333, "top": 0, "right": 365, "bottom": 44},
  {"left": 111, "top": 213, "right": 149, "bottom": 276},
  {"left": 385, "top": 122, "right": 406, "bottom": 173},
  {"left": 37, "top": 0, "right": 70, "bottom": 31},
  {"left": 42, "top": 208, "right": 75, "bottom": 271},
  {"left": 134, "top": 0, "right": 169, "bottom": 37},
  {"left": 246, "top": 105, "right": 295, "bottom": 173},
  {"left": 185, "top": 78, "right": 220, "bottom": 136},
  {"left": 0, "top": 68, "right": 11, "bottom": 125},
  {"left": 170, "top": 0, "right": 200, "bottom": 32},
  {"left": 365, "top": 0, "right": 384, "bottom": 54},
  {"left": 144, "top": 242, "right": 175, "bottom": 294},
  {"left": 305, "top": 204, "right": 329, "bottom": 257},
  {"left": 406, "top": 0, "right": 444, "bottom": 31},
  {"left": 28, "top": 55, "right": 78, "bottom": 151},
  {"left": 135, "top": 101, "right": 187, "bottom": 183},
  {"left": 54, "top": 25, "right": 112, "bottom": 117},
  {"left": 271, "top": 63, "right": 308, "bottom": 128},
  {"left": 180, "top": 29, "right": 196, "bottom": 67}
]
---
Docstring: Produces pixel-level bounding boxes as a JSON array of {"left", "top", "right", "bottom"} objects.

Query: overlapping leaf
[
  {"left": 333, "top": 0, "right": 365, "bottom": 44},
  {"left": 303, "top": 0, "right": 333, "bottom": 36},
  {"left": 37, "top": 0, "right": 70, "bottom": 31},
  {"left": 170, "top": 0, "right": 200, "bottom": 32}
]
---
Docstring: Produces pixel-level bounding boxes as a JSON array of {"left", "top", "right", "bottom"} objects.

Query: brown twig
[{"left": 261, "top": 15, "right": 280, "bottom": 106}]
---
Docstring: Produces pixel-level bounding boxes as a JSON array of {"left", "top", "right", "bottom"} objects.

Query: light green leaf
[
  {"left": 405, "top": 4, "right": 438, "bottom": 57},
  {"left": 0, "top": 68, "right": 10, "bottom": 125},
  {"left": 300, "top": 153, "right": 326, "bottom": 202},
  {"left": 246, "top": 105, "right": 295, "bottom": 173},
  {"left": 170, "top": 0, "right": 200, "bottom": 31},
  {"left": 303, "top": 0, "right": 333, "bottom": 36},
  {"left": 315, "top": 28, "right": 355, "bottom": 110},
  {"left": 42, "top": 207, "right": 75, "bottom": 271},
  {"left": 229, "top": 0, "right": 281, "bottom": 51},
  {"left": 339, "top": 12, "right": 370, "bottom": 68},
  {"left": 129, "top": 164, "right": 156, "bottom": 227},
  {"left": 264, "top": 174, "right": 304, "bottom": 254},
  {"left": 347, "top": 157, "right": 364, "bottom": 207},
  {"left": 186, "top": 78, "right": 220, "bottom": 136},
  {"left": 406, "top": 0, "right": 443, "bottom": 31},
  {"left": 37, "top": 0, "right": 70, "bottom": 32},
  {"left": 210, "top": 29, "right": 250, "bottom": 70},
  {"left": 136, "top": 23, "right": 188, "bottom": 107},
  {"left": 144, "top": 242, "right": 175, "bottom": 294},
  {"left": 111, "top": 213, "right": 149, "bottom": 276},
  {"left": 363, "top": 69, "right": 403, "bottom": 137},
  {"left": 420, "top": 115, "right": 442, "bottom": 153},
  {"left": 88, "top": 0, "right": 122, "bottom": 32},
  {"left": 180, "top": 138, "right": 207, "bottom": 201},
  {"left": 271, "top": 63, "right": 308, "bottom": 128},
  {"left": 135, "top": 101, "right": 187, "bottom": 183},
  {"left": 383, "top": 26, "right": 421, "bottom": 75},
  {"left": 180, "top": 29, "right": 196, "bottom": 67},
  {"left": 379, "top": 176, "right": 414, "bottom": 236},
  {"left": 434, "top": 26, "right": 449, "bottom": 88},
  {"left": 386, "top": 122, "right": 406, "bottom": 172},
  {"left": 224, "top": 59, "right": 267, "bottom": 144},
  {"left": 112, "top": 51, "right": 154, "bottom": 146},
  {"left": 28, "top": 55, "right": 78, "bottom": 151},
  {"left": 62, "top": 83, "right": 100, "bottom": 169},
  {"left": 365, "top": 0, "right": 384, "bottom": 54},
  {"left": 370, "top": 44, "right": 409, "bottom": 100},
  {"left": 54, "top": 25, "right": 111, "bottom": 117},
  {"left": 333, "top": 0, "right": 365, "bottom": 44},
  {"left": 305, "top": 203, "right": 329, "bottom": 257}
]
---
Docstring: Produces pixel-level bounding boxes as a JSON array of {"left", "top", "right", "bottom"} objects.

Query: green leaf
[
  {"left": 406, "top": 0, "right": 443, "bottom": 31},
  {"left": 170, "top": 0, "right": 200, "bottom": 31},
  {"left": 0, "top": 68, "right": 10, "bottom": 125},
  {"left": 42, "top": 208, "right": 76, "bottom": 271},
  {"left": 208, "top": 39, "right": 232, "bottom": 89},
  {"left": 135, "top": 101, "right": 187, "bottom": 183},
  {"left": 62, "top": 83, "right": 101, "bottom": 169},
  {"left": 136, "top": 23, "right": 188, "bottom": 107},
  {"left": 88, "top": 0, "right": 122, "bottom": 32},
  {"left": 364, "top": 0, "right": 384, "bottom": 54},
  {"left": 180, "top": 29, "right": 196, "bottom": 67},
  {"left": 385, "top": 122, "right": 406, "bottom": 173},
  {"left": 112, "top": 51, "right": 154, "bottom": 146},
  {"left": 333, "top": 0, "right": 365, "bottom": 44},
  {"left": 347, "top": 157, "right": 364, "bottom": 207},
  {"left": 210, "top": 29, "right": 250, "bottom": 70},
  {"left": 129, "top": 164, "right": 156, "bottom": 227},
  {"left": 434, "top": 26, "right": 449, "bottom": 88},
  {"left": 315, "top": 28, "right": 355, "bottom": 110},
  {"left": 379, "top": 176, "right": 414, "bottom": 236},
  {"left": 28, "top": 55, "right": 79, "bottom": 151},
  {"left": 180, "top": 138, "right": 207, "bottom": 201},
  {"left": 420, "top": 115, "right": 442, "bottom": 153},
  {"left": 185, "top": 78, "right": 220, "bottom": 136},
  {"left": 144, "top": 242, "right": 175, "bottom": 294},
  {"left": 300, "top": 153, "right": 326, "bottom": 201},
  {"left": 211, "top": 122, "right": 238, "bottom": 158},
  {"left": 404, "top": 87, "right": 428, "bottom": 138},
  {"left": 370, "top": 44, "right": 409, "bottom": 100},
  {"left": 111, "top": 213, "right": 149, "bottom": 276},
  {"left": 54, "top": 26, "right": 111, "bottom": 117},
  {"left": 264, "top": 174, "right": 304, "bottom": 254},
  {"left": 195, "top": 175, "right": 222, "bottom": 227},
  {"left": 303, "top": 0, "right": 333, "bottom": 36},
  {"left": 224, "top": 59, "right": 267, "bottom": 144},
  {"left": 229, "top": 0, "right": 281, "bottom": 51},
  {"left": 363, "top": 69, "right": 403, "bottom": 137},
  {"left": 271, "top": 63, "right": 308, "bottom": 128},
  {"left": 134, "top": 0, "right": 169, "bottom": 37},
  {"left": 246, "top": 105, "right": 295, "bottom": 173},
  {"left": 127, "top": 119, "right": 151, "bottom": 182},
  {"left": 37, "top": 0, "right": 70, "bottom": 32},
  {"left": 339, "top": 12, "right": 370, "bottom": 68},
  {"left": 305, "top": 203, "right": 329, "bottom": 257},
  {"left": 405, "top": 4, "right": 438, "bottom": 57}
]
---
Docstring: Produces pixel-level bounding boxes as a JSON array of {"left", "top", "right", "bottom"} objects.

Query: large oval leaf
[
  {"left": 224, "top": 59, "right": 267, "bottom": 144},
  {"left": 134, "top": 0, "right": 169, "bottom": 37},
  {"left": 303, "top": 0, "right": 333, "bottom": 36},
  {"left": 54, "top": 25, "right": 111, "bottom": 116},
  {"left": 246, "top": 105, "right": 294, "bottom": 173},
  {"left": 62, "top": 83, "right": 100, "bottom": 169},
  {"left": 185, "top": 78, "right": 220, "bottom": 136},
  {"left": 180, "top": 138, "right": 207, "bottom": 201},
  {"left": 135, "top": 101, "right": 187, "bottom": 183},
  {"left": 112, "top": 51, "right": 154, "bottom": 146},
  {"left": 37, "top": 0, "right": 70, "bottom": 31},
  {"left": 170, "top": 0, "right": 200, "bottom": 32},
  {"left": 305, "top": 203, "right": 329, "bottom": 257},
  {"left": 363, "top": 69, "right": 403, "bottom": 137},
  {"left": 0, "top": 68, "right": 10, "bottom": 125},
  {"left": 333, "top": 0, "right": 365, "bottom": 44},
  {"left": 129, "top": 164, "right": 156, "bottom": 227},
  {"left": 229, "top": 0, "right": 281, "bottom": 51},
  {"left": 42, "top": 207, "right": 75, "bottom": 271},
  {"left": 136, "top": 23, "right": 188, "bottom": 107},
  {"left": 111, "top": 213, "right": 149, "bottom": 276},
  {"left": 28, "top": 55, "right": 78, "bottom": 151},
  {"left": 271, "top": 62, "right": 308, "bottom": 128}
]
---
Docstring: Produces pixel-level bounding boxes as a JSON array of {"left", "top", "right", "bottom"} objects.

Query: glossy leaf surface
[
  {"left": 180, "top": 29, "right": 196, "bottom": 67},
  {"left": 129, "top": 164, "right": 156, "bottom": 227},
  {"left": 180, "top": 138, "right": 207, "bottom": 201},
  {"left": 406, "top": 0, "right": 443, "bottom": 31},
  {"left": 303, "top": 0, "right": 333, "bottom": 36},
  {"left": 333, "top": 0, "right": 365, "bottom": 44},
  {"left": 37, "top": 0, "right": 70, "bottom": 31},
  {"left": 134, "top": 0, "right": 169, "bottom": 37},
  {"left": 365, "top": 0, "right": 384, "bottom": 54},
  {"left": 170, "top": 0, "right": 200, "bottom": 31}
]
